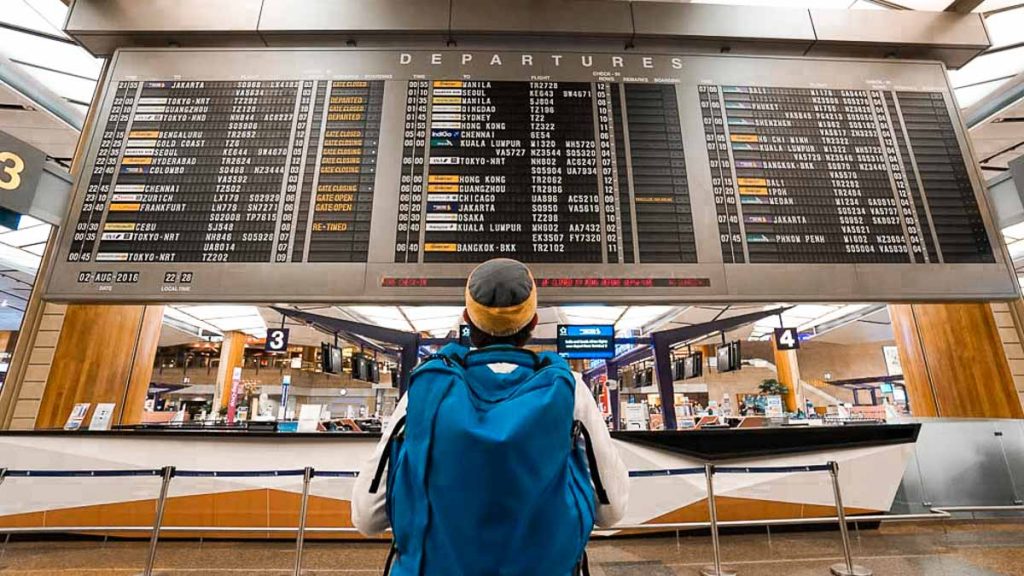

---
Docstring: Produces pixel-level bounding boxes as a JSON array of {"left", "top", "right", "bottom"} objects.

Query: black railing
[{"left": 0, "top": 463, "right": 1020, "bottom": 576}]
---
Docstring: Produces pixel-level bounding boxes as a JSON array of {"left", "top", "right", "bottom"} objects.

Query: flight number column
[{"left": 530, "top": 82, "right": 602, "bottom": 263}]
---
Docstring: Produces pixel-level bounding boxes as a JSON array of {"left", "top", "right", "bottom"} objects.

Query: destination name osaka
[{"left": 398, "top": 53, "right": 685, "bottom": 71}]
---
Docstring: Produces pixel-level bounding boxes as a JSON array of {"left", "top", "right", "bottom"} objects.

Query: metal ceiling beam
[
  {"left": 966, "top": 72, "right": 1024, "bottom": 128},
  {"left": 0, "top": 54, "right": 84, "bottom": 131},
  {"left": 945, "top": 0, "right": 985, "bottom": 13},
  {"left": 65, "top": 0, "right": 991, "bottom": 68}
]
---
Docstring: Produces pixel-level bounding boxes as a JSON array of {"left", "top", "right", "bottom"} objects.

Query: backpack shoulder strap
[
  {"left": 536, "top": 350, "right": 571, "bottom": 372},
  {"left": 369, "top": 414, "right": 406, "bottom": 494},
  {"left": 462, "top": 345, "right": 544, "bottom": 370},
  {"left": 408, "top": 343, "right": 469, "bottom": 382},
  {"left": 420, "top": 343, "right": 469, "bottom": 368},
  {"left": 370, "top": 343, "right": 469, "bottom": 494},
  {"left": 572, "top": 420, "right": 610, "bottom": 505}
]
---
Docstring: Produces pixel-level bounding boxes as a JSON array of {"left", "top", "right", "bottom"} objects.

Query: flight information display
[
  {"left": 44, "top": 49, "right": 1016, "bottom": 303},
  {"left": 395, "top": 80, "right": 693, "bottom": 264},
  {"left": 68, "top": 79, "right": 383, "bottom": 266},
  {"left": 699, "top": 84, "right": 993, "bottom": 265}
]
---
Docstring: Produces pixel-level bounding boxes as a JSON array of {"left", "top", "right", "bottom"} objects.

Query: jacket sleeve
[
  {"left": 351, "top": 394, "right": 408, "bottom": 536},
  {"left": 573, "top": 374, "right": 630, "bottom": 528}
]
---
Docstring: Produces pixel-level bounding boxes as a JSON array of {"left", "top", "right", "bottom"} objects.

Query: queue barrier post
[
  {"left": 294, "top": 466, "right": 314, "bottom": 576},
  {"left": 142, "top": 466, "right": 175, "bottom": 576},
  {"left": 827, "top": 461, "right": 872, "bottom": 576},
  {"left": 5, "top": 463, "right": 1013, "bottom": 575},
  {"left": 699, "top": 463, "right": 737, "bottom": 576}
]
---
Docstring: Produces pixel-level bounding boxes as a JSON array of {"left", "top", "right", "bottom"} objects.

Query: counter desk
[{"left": 0, "top": 423, "right": 921, "bottom": 539}]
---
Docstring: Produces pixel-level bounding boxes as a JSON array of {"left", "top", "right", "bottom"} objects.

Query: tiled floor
[{"left": 0, "top": 520, "right": 1020, "bottom": 575}]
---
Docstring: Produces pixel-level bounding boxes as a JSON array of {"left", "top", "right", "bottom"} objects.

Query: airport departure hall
[{"left": 0, "top": 0, "right": 1023, "bottom": 574}]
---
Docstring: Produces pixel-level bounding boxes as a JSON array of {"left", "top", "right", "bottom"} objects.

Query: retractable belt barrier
[
  {"left": 0, "top": 464, "right": 1020, "bottom": 576},
  {"left": 3, "top": 469, "right": 164, "bottom": 477}
]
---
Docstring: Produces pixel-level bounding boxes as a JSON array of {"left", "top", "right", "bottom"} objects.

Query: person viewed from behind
[{"left": 352, "top": 258, "right": 629, "bottom": 575}]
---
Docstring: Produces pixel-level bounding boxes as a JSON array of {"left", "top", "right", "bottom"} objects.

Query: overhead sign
[
  {"left": 773, "top": 327, "right": 801, "bottom": 350},
  {"left": 0, "top": 131, "right": 44, "bottom": 195},
  {"left": 557, "top": 324, "right": 616, "bottom": 359},
  {"left": 0, "top": 131, "right": 46, "bottom": 228},
  {"left": 265, "top": 328, "right": 290, "bottom": 352},
  {"left": 43, "top": 49, "right": 1016, "bottom": 303}
]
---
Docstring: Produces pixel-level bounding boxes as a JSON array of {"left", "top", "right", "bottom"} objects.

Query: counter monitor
[{"left": 557, "top": 324, "right": 617, "bottom": 359}]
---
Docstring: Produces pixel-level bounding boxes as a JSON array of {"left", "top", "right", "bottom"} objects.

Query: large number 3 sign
[{"left": 0, "top": 151, "right": 25, "bottom": 191}]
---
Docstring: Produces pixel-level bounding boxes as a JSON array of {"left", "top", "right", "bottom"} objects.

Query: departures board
[{"left": 44, "top": 49, "right": 1018, "bottom": 304}]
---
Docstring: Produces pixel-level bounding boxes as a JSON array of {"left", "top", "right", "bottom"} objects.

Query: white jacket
[{"left": 351, "top": 370, "right": 630, "bottom": 535}]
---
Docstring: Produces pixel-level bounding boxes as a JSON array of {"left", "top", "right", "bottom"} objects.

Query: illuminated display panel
[{"left": 44, "top": 49, "right": 1015, "bottom": 304}]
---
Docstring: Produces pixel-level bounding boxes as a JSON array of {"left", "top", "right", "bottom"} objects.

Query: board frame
[{"left": 42, "top": 47, "right": 1020, "bottom": 304}]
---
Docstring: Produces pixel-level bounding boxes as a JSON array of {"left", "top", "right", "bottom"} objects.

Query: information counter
[{"left": 0, "top": 423, "right": 920, "bottom": 538}]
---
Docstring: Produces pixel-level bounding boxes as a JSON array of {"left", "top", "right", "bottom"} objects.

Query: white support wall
[
  {"left": 991, "top": 301, "right": 1024, "bottom": 411},
  {"left": 9, "top": 303, "right": 65, "bottom": 429}
]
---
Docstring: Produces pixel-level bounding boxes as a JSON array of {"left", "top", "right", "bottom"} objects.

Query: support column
[
  {"left": 214, "top": 331, "right": 247, "bottom": 410},
  {"left": 889, "top": 303, "right": 1023, "bottom": 419},
  {"left": 999, "top": 299, "right": 1024, "bottom": 411},
  {"left": 35, "top": 304, "right": 164, "bottom": 429},
  {"left": 772, "top": 338, "right": 801, "bottom": 413},
  {"left": 0, "top": 331, "right": 17, "bottom": 355}
]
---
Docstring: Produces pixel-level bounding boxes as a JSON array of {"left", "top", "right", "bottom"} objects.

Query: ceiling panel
[
  {"left": 975, "top": 0, "right": 1024, "bottom": 11},
  {"left": 886, "top": 0, "right": 957, "bottom": 9},
  {"left": 686, "top": 0, "right": 872, "bottom": 8},
  {"left": 969, "top": 97, "right": 1024, "bottom": 171},
  {"left": 1, "top": 0, "right": 68, "bottom": 36},
  {"left": 949, "top": 46, "right": 1024, "bottom": 88},
  {"left": 0, "top": 83, "right": 79, "bottom": 158},
  {"left": 984, "top": 7, "right": 1024, "bottom": 47}
]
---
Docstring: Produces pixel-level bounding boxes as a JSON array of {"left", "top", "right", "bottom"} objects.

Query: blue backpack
[{"left": 369, "top": 343, "right": 608, "bottom": 576}]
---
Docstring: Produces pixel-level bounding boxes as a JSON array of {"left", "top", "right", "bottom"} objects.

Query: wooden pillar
[
  {"left": 214, "top": 331, "right": 247, "bottom": 410},
  {"left": 889, "top": 303, "right": 1023, "bottom": 419},
  {"left": 35, "top": 305, "right": 164, "bottom": 429},
  {"left": 771, "top": 339, "right": 801, "bottom": 412},
  {"left": 119, "top": 307, "right": 163, "bottom": 425},
  {"left": 698, "top": 345, "right": 716, "bottom": 365},
  {"left": 1004, "top": 299, "right": 1024, "bottom": 410},
  {"left": 302, "top": 345, "right": 317, "bottom": 366},
  {"left": 0, "top": 331, "right": 16, "bottom": 354}
]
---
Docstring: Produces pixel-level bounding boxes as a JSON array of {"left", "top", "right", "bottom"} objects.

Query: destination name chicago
[{"left": 398, "top": 52, "right": 685, "bottom": 70}]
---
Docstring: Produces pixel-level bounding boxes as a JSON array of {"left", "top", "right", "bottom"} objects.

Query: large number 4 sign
[
  {"left": 0, "top": 151, "right": 25, "bottom": 191},
  {"left": 773, "top": 327, "right": 800, "bottom": 350}
]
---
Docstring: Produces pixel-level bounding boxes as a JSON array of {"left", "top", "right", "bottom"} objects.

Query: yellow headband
[{"left": 464, "top": 278, "right": 538, "bottom": 337}]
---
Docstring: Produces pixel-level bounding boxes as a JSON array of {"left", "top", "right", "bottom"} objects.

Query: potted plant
[{"left": 758, "top": 378, "right": 788, "bottom": 397}]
